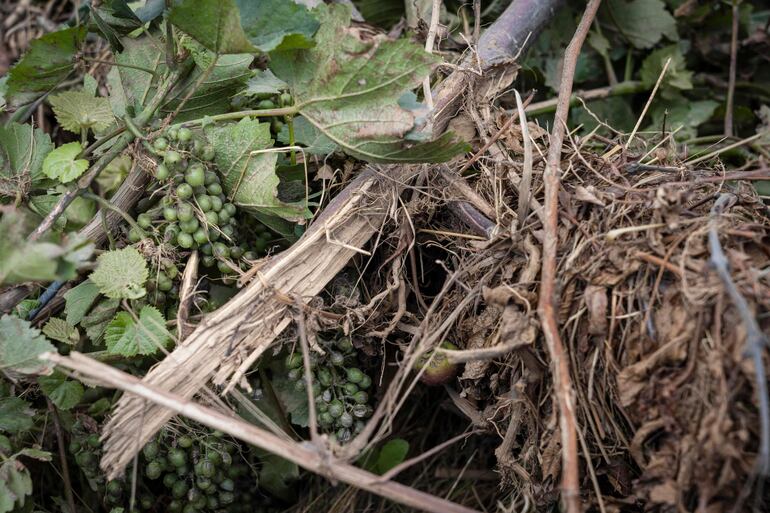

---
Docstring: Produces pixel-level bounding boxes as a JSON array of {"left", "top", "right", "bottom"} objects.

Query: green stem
[
  {"left": 124, "top": 116, "right": 158, "bottom": 155},
  {"left": 287, "top": 116, "right": 296, "bottom": 166},
  {"left": 176, "top": 106, "right": 299, "bottom": 128},
  {"left": 623, "top": 50, "right": 634, "bottom": 82},
  {"left": 82, "top": 58, "right": 158, "bottom": 77},
  {"left": 165, "top": 0, "right": 176, "bottom": 71},
  {"left": 81, "top": 126, "right": 126, "bottom": 157}
]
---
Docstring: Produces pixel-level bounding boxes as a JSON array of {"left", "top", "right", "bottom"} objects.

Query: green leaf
[
  {"left": 42, "top": 318, "right": 79, "bottom": 345},
  {"left": 648, "top": 98, "right": 718, "bottom": 139},
  {"left": 236, "top": 0, "right": 320, "bottom": 51},
  {"left": 88, "top": 0, "right": 143, "bottom": 52},
  {"left": 239, "top": 69, "right": 288, "bottom": 98},
  {"left": 0, "top": 122, "right": 54, "bottom": 198},
  {"left": 0, "top": 211, "right": 93, "bottom": 286},
  {"left": 269, "top": 357, "right": 308, "bottom": 427},
  {"left": 602, "top": 0, "right": 677, "bottom": 49},
  {"left": 81, "top": 298, "right": 120, "bottom": 343},
  {"left": 17, "top": 448, "right": 52, "bottom": 461},
  {"left": 104, "top": 306, "right": 171, "bottom": 356},
  {"left": 0, "top": 397, "right": 35, "bottom": 433},
  {"left": 270, "top": 4, "right": 468, "bottom": 163},
  {"left": 640, "top": 45, "right": 693, "bottom": 99},
  {"left": 64, "top": 280, "right": 101, "bottom": 326},
  {"left": 42, "top": 142, "right": 89, "bottom": 184},
  {"left": 6, "top": 26, "right": 88, "bottom": 105},
  {"left": 38, "top": 370, "right": 84, "bottom": 410},
  {"left": 257, "top": 453, "right": 299, "bottom": 502},
  {"left": 0, "top": 481, "right": 12, "bottom": 513},
  {"left": 0, "top": 315, "right": 55, "bottom": 375},
  {"left": 0, "top": 460, "right": 33, "bottom": 509},
  {"left": 161, "top": 51, "right": 254, "bottom": 122},
  {"left": 374, "top": 439, "right": 409, "bottom": 474},
  {"left": 106, "top": 35, "right": 165, "bottom": 119},
  {"left": 277, "top": 116, "right": 337, "bottom": 156},
  {"left": 95, "top": 154, "right": 131, "bottom": 195},
  {"left": 205, "top": 118, "right": 310, "bottom": 221},
  {"left": 588, "top": 31, "right": 610, "bottom": 59},
  {"left": 89, "top": 247, "right": 148, "bottom": 300},
  {"left": 169, "top": 0, "right": 256, "bottom": 54},
  {"left": 49, "top": 90, "right": 114, "bottom": 135}
]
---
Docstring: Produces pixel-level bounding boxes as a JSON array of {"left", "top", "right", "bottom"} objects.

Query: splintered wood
[{"left": 100, "top": 167, "right": 407, "bottom": 477}]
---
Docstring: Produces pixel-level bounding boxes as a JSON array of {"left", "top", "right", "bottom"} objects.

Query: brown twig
[
  {"left": 539, "top": 1, "right": 602, "bottom": 512},
  {"left": 45, "top": 352, "right": 481, "bottom": 513},
  {"left": 176, "top": 251, "right": 199, "bottom": 340},
  {"left": 48, "top": 399, "right": 77, "bottom": 513},
  {"left": 724, "top": 0, "right": 740, "bottom": 137}
]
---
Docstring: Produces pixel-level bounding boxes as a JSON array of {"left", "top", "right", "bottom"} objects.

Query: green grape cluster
[
  {"left": 229, "top": 90, "right": 293, "bottom": 136},
  {"left": 132, "top": 127, "right": 277, "bottom": 287},
  {"left": 68, "top": 418, "right": 133, "bottom": 509},
  {"left": 285, "top": 336, "right": 374, "bottom": 443},
  {"left": 141, "top": 426, "right": 262, "bottom": 513}
]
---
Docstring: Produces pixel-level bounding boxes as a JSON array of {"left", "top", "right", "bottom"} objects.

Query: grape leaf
[
  {"left": 106, "top": 35, "right": 165, "bottom": 119},
  {"left": 648, "top": 98, "right": 718, "bottom": 139},
  {"left": 16, "top": 449, "right": 51, "bottom": 461},
  {"left": 205, "top": 117, "right": 310, "bottom": 221},
  {"left": 169, "top": 0, "right": 256, "bottom": 54},
  {"left": 0, "top": 482, "right": 11, "bottom": 513},
  {"left": 49, "top": 90, "right": 114, "bottom": 135},
  {"left": 257, "top": 453, "right": 299, "bottom": 502},
  {"left": 277, "top": 117, "right": 336, "bottom": 156},
  {"left": 90, "top": 247, "right": 148, "bottom": 300},
  {"left": 373, "top": 439, "right": 409, "bottom": 474},
  {"left": 0, "top": 315, "right": 54, "bottom": 375},
  {"left": 269, "top": 358, "right": 309, "bottom": 428},
  {"left": 104, "top": 306, "right": 171, "bottom": 356},
  {"left": 42, "top": 318, "right": 79, "bottom": 345},
  {"left": 0, "top": 76, "right": 7, "bottom": 112},
  {"left": 269, "top": 4, "right": 468, "bottom": 163},
  {"left": 87, "top": 0, "right": 143, "bottom": 52},
  {"left": 161, "top": 51, "right": 254, "bottom": 123},
  {"left": 0, "top": 211, "right": 94, "bottom": 286},
  {"left": 640, "top": 45, "right": 693, "bottom": 99},
  {"left": 236, "top": 0, "right": 320, "bottom": 51},
  {"left": 81, "top": 298, "right": 120, "bottom": 342},
  {"left": 6, "top": 26, "right": 88, "bottom": 105},
  {"left": 0, "top": 397, "right": 35, "bottom": 433},
  {"left": 239, "top": 69, "right": 288, "bottom": 98},
  {"left": 0, "top": 460, "right": 32, "bottom": 510},
  {"left": 0, "top": 122, "right": 54, "bottom": 198},
  {"left": 42, "top": 142, "right": 89, "bottom": 184},
  {"left": 63, "top": 280, "right": 101, "bottom": 326},
  {"left": 38, "top": 370, "right": 84, "bottom": 410},
  {"left": 602, "top": 0, "right": 677, "bottom": 49}
]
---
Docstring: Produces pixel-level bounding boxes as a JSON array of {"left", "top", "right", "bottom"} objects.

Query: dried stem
[
  {"left": 724, "top": 0, "right": 740, "bottom": 137},
  {"left": 48, "top": 399, "right": 77, "bottom": 513},
  {"left": 539, "top": 1, "right": 602, "bottom": 511},
  {"left": 45, "top": 352, "right": 481, "bottom": 513},
  {"left": 708, "top": 193, "right": 770, "bottom": 474}
]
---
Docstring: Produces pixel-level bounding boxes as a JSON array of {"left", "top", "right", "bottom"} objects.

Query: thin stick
[
  {"left": 294, "top": 296, "right": 320, "bottom": 444},
  {"left": 685, "top": 133, "right": 762, "bottom": 166},
  {"left": 514, "top": 89, "right": 533, "bottom": 222},
  {"left": 626, "top": 57, "right": 671, "bottom": 149},
  {"left": 540, "top": 1, "right": 602, "bottom": 512},
  {"left": 708, "top": 194, "right": 770, "bottom": 475},
  {"left": 724, "top": 0, "right": 739, "bottom": 137},
  {"left": 422, "top": 0, "right": 442, "bottom": 109},
  {"left": 48, "top": 400, "right": 77, "bottom": 513},
  {"left": 44, "top": 352, "right": 481, "bottom": 513}
]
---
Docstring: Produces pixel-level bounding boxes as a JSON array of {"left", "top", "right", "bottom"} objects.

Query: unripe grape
[
  {"left": 165, "top": 150, "right": 182, "bottom": 166},
  {"left": 210, "top": 196, "right": 223, "bottom": 212},
  {"left": 153, "top": 137, "right": 169, "bottom": 151},
  {"left": 204, "top": 211, "right": 219, "bottom": 226},
  {"left": 197, "top": 195, "right": 212, "bottom": 212},
  {"left": 193, "top": 229, "right": 208, "bottom": 244},
  {"left": 207, "top": 183, "right": 223, "bottom": 196},
  {"left": 257, "top": 99, "right": 275, "bottom": 110},
  {"left": 156, "top": 163, "right": 170, "bottom": 180},
  {"left": 177, "top": 202, "right": 194, "bottom": 222},
  {"left": 178, "top": 127, "right": 192, "bottom": 142},
  {"left": 163, "top": 206, "right": 178, "bottom": 222},
  {"left": 185, "top": 164, "right": 206, "bottom": 187},
  {"left": 137, "top": 213, "right": 152, "bottom": 229},
  {"left": 346, "top": 368, "right": 364, "bottom": 384},
  {"left": 176, "top": 183, "right": 193, "bottom": 200},
  {"left": 204, "top": 171, "right": 218, "bottom": 185},
  {"left": 176, "top": 232, "right": 194, "bottom": 248}
]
